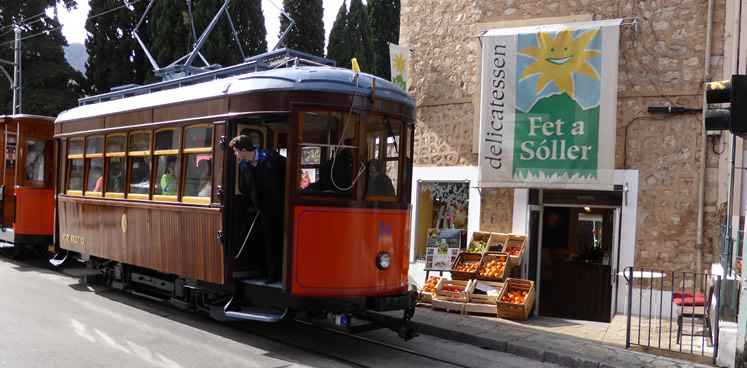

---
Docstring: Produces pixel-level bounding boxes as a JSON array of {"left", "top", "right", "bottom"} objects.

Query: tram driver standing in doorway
[{"left": 229, "top": 135, "right": 286, "bottom": 284}]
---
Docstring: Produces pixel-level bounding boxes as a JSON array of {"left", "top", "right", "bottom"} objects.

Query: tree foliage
[
  {"left": 368, "top": 0, "right": 400, "bottom": 80},
  {"left": 193, "top": 0, "right": 267, "bottom": 68},
  {"left": 344, "top": 0, "right": 375, "bottom": 73},
  {"left": 278, "top": 0, "right": 324, "bottom": 56},
  {"left": 0, "top": 0, "right": 84, "bottom": 116},
  {"left": 326, "top": 1, "right": 349, "bottom": 68}
]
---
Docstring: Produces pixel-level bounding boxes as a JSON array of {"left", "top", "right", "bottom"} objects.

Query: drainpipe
[{"left": 696, "top": 0, "right": 714, "bottom": 279}]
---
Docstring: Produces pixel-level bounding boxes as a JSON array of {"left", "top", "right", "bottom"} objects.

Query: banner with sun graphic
[
  {"left": 478, "top": 19, "right": 622, "bottom": 190},
  {"left": 389, "top": 43, "right": 408, "bottom": 90}
]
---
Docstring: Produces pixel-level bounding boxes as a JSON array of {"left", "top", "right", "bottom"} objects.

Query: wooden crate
[
  {"left": 431, "top": 298, "right": 466, "bottom": 314},
  {"left": 417, "top": 275, "right": 443, "bottom": 304},
  {"left": 487, "top": 233, "right": 508, "bottom": 252},
  {"left": 449, "top": 252, "right": 481, "bottom": 280},
  {"left": 466, "top": 231, "right": 492, "bottom": 253},
  {"left": 434, "top": 279, "right": 472, "bottom": 302},
  {"left": 505, "top": 234, "right": 526, "bottom": 267},
  {"left": 468, "top": 280, "right": 503, "bottom": 304},
  {"left": 464, "top": 302, "right": 498, "bottom": 316},
  {"left": 497, "top": 278, "right": 536, "bottom": 320},
  {"left": 476, "top": 252, "right": 511, "bottom": 282}
]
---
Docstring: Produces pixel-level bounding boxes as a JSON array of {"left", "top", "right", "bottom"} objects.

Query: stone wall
[{"left": 401, "top": 0, "right": 726, "bottom": 271}]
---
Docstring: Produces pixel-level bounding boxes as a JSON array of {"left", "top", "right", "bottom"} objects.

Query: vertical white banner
[{"left": 389, "top": 43, "right": 409, "bottom": 90}]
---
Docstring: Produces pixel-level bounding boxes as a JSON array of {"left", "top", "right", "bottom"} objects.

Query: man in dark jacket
[{"left": 229, "top": 135, "right": 286, "bottom": 284}]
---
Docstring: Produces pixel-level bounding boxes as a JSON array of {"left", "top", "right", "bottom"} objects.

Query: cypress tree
[
  {"left": 326, "top": 1, "right": 349, "bottom": 68},
  {"left": 345, "top": 0, "right": 375, "bottom": 73},
  {"left": 0, "top": 0, "right": 84, "bottom": 116},
  {"left": 278, "top": 0, "right": 324, "bottom": 56},
  {"left": 368, "top": 0, "right": 400, "bottom": 80},
  {"left": 149, "top": 0, "right": 191, "bottom": 72},
  {"left": 194, "top": 0, "right": 267, "bottom": 67}
]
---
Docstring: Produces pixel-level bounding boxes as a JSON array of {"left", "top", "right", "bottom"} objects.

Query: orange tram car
[
  {"left": 0, "top": 114, "right": 55, "bottom": 255},
  {"left": 51, "top": 50, "right": 418, "bottom": 337}
]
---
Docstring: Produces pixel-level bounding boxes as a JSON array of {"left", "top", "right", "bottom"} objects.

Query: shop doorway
[{"left": 536, "top": 190, "right": 622, "bottom": 323}]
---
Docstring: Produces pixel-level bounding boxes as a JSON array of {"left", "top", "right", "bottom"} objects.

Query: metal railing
[{"left": 623, "top": 266, "right": 721, "bottom": 363}]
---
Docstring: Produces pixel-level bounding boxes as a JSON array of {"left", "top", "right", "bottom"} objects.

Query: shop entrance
[{"left": 536, "top": 190, "right": 622, "bottom": 323}]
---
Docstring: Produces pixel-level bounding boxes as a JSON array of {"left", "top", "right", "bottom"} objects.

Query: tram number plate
[{"left": 378, "top": 222, "right": 391, "bottom": 237}]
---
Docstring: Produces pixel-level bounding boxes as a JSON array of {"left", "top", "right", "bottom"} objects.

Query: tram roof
[
  {"left": 56, "top": 66, "right": 414, "bottom": 124},
  {"left": 0, "top": 114, "right": 55, "bottom": 122}
]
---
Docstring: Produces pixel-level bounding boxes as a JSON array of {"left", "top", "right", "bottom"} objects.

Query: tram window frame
[
  {"left": 153, "top": 128, "right": 182, "bottom": 203},
  {"left": 182, "top": 123, "right": 213, "bottom": 205},
  {"left": 66, "top": 138, "right": 85, "bottom": 195},
  {"left": 364, "top": 116, "right": 402, "bottom": 200},
  {"left": 126, "top": 130, "right": 153, "bottom": 200},
  {"left": 104, "top": 134, "right": 126, "bottom": 199},
  {"left": 298, "top": 110, "right": 359, "bottom": 197},
  {"left": 24, "top": 138, "right": 47, "bottom": 185},
  {"left": 83, "top": 135, "right": 105, "bottom": 197}
]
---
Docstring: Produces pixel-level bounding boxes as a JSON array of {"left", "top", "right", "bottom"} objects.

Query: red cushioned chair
[{"left": 673, "top": 286, "right": 712, "bottom": 345}]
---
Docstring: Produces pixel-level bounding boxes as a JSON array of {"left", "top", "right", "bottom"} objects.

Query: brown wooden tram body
[{"left": 53, "top": 63, "right": 417, "bottom": 320}]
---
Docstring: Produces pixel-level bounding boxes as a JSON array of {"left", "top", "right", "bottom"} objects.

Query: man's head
[
  {"left": 229, "top": 135, "right": 257, "bottom": 161},
  {"left": 367, "top": 159, "right": 381, "bottom": 177},
  {"left": 166, "top": 157, "right": 177, "bottom": 174}
]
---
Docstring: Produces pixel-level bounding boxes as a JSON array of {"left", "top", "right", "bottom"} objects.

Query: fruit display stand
[
  {"left": 476, "top": 252, "right": 511, "bottom": 282},
  {"left": 417, "top": 276, "right": 443, "bottom": 304},
  {"left": 449, "top": 252, "right": 481, "bottom": 280},
  {"left": 487, "top": 233, "right": 508, "bottom": 252},
  {"left": 496, "top": 278, "right": 536, "bottom": 320},
  {"left": 504, "top": 234, "right": 526, "bottom": 267}
]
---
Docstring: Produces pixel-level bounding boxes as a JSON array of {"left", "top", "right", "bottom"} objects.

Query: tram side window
[
  {"left": 183, "top": 124, "right": 213, "bottom": 202},
  {"left": 154, "top": 128, "right": 181, "bottom": 199},
  {"left": 128, "top": 131, "right": 152, "bottom": 197},
  {"left": 85, "top": 136, "right": 104, "bottom": 195},
  {"left": 25, "top": 140, "right": 45, "bottom": 182},
  {"left": 299, "top": 111, "right": 358, "bottom": 195},
  {"left": 66, "top": 138, "right": 84, "bottom": 193},
  {"left": 365, "top": 117, "right": 401, "bottom": 197},
  {"left": 105, "top": 134, "right": 126, "bottom": 195}
]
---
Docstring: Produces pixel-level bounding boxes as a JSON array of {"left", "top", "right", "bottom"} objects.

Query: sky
[{"left": 56, "top": 0, "right": 347, "bottom": 49}]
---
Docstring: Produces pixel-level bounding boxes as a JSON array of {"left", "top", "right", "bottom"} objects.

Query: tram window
[
  {"left": 129, "top": 132, "right": 151, "bottom": 152},
  {"left": 68, "top": 159, "right": 84, "bottom": 192},
  {"left": 184, "top": 154, "right": 211, "bottom": 197},
  {"left": 365, "top": 117, "right": 401, "bottom": 197},
  {"left": 299, "top": 111, "right": 358, "bottom": 195},
  {"left": 128, "top": 156, "right": 152, "bottom": 195},
  {"left": 86, "top": 158, "right": 104, "bottom": 193},
  {"left": 106, "top": 157, "right": 125, "bottom": 193},
  {"left": 86, "top": 137, "right": 104, "bottom": 155},
  {"left": 155, "top": 129, "right": 180, "bottom": 151},
  {"left": 68, "top": 139, "right": 84, "bottom": 156},
  {"left": 25, "top": 140, "right": 45, "bottom": 182},
  {"left": 106, "top": 135, "right": 125, "bottom": 153},
  {"left": 185, "top": 126, "right": 212, "bottom": 149},
  {"left": 154, "top": 155, "right": 180, "bottom": 197}
]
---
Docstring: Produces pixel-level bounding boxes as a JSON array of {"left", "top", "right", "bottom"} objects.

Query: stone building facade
[{"left": 401, "top": 0, "right": 732, "bottom": 280}]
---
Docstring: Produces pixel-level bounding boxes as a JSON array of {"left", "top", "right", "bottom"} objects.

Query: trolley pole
[{"left": 12, "top": 26, "right": 21, "bottom": 114}]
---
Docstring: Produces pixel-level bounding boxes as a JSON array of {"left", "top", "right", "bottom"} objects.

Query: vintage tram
[
  {"left": 53, "top": 50, "right": 417, "bottom": 334},
  {"left": 0, "top": 114, "right": 55, "bottom": 254}
]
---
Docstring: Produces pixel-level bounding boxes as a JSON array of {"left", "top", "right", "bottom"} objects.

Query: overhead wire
[{"left": 0, "top": 0, "right": 79, "bottom": 34}]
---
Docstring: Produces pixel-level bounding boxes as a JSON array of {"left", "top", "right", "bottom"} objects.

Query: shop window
[
  {"left": 415, "top": 181, "right": 470, "bottom": 261},
  {"left": 153, "top": 128, "right": 181, "bottom": 202},
  {"left": 84, "top": 136, "right": 104, "bottom": 197},
  {"left": 365, "top": 117, "right": 401, "bottom": 197},
  {"left": 25, "top": 140, "right": 46, "bottom": 182},
  {"left": 299, "top": 111, "right": 358, "bottom": 196},
  {"left": 105, "top": 134, "right": 126, "bottom": 198},
  {"left": 127, "top": 131, "right": 152, "bottom": 199},
  {"left": 66, "top": 138, "right": 84, "bottom": 195},
  {"left": 183, "top": 124, "right": 213, "bottom": 204}
]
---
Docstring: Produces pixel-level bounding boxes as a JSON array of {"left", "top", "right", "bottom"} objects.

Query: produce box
[
  {"left": 497, "top": 278, "right": 536, "bottom": 320},
  {"left": 504, "top": 234, "right": 526, "bottom": 267},
  {"left": 464, "top": 302, "right": 498, "bottom": 316},
  {"left": 487, "top": 233, "right": 508, "bottom": 252},
  {"left": 434, "top": 279, "right": 472, "bottom": 302},
  {"left": 468, "top": 280, "right": 503, "bottom": 304},
  {"left": 466, "top": 231, "right": 491, "bottom": 253},
  {"left": 476, "top": 252, "right": 511, "bottom": 282},
  {"left": 431, "top": 298, "right": 466, "bottom": 314},
  {"left": 449, "top": 252, "right": 482, "bottom": 280},
  {"left": 417, "top": 276, "right": 443, "bottom": 304}
]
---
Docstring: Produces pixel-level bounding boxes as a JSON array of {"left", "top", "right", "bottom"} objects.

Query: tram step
[{"left": 209, "top": 303, "right": 289, "bottom": 322}]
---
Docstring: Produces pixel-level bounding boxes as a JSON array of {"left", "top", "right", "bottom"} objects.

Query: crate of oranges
[
  {"left": 496, "top": 278, "right": 536, "bottom": 320},
  {"left": 504, "top": 234, "right": 526, "bottom": 267},
  {"left": 434, "top": 279, "right": 472, "bottom": 302},
  {"left": 449, "top": 252, "right": 481, "bottom": 280},
  {"left": 417, "top": 276, "right": 442, "bottom": 303},
  {"left": 476, "top": 252, "right": 511, "bottom": 282}
]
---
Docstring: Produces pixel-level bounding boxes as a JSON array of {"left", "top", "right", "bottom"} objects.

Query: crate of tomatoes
[
  {"left": 434, "top": 279, "right": 472, "bottom": 302},
  {"left": 504, "top": 234, "right": 526, "bottom": 267},
  {"left": 449, "top": 252, "right": 481, "bottom": 280},
  {"left": 418, "top": 276, "right": 443, "bottom": 304},
  {"left": 476, "top": 252, "right": 511, "bottom": 282},
  {"left": 496, "top": 278, "right": 536, "bottom": 320}
]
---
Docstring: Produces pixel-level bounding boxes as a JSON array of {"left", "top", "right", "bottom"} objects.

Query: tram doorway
[{"left": 535, "top": 189, "right": 622, "bottom": 323}]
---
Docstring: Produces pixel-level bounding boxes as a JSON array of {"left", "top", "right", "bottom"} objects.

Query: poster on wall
[
  {"left": 424, "top": 228, "right": 461, "bottom": 270},
  {"left": 478, "top": 19, "right": 622, "bottom": 190}
]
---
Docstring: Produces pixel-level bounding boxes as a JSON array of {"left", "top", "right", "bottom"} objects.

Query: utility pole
[{"left": 12, "top": 26, "right": 21, "bottom": 115}]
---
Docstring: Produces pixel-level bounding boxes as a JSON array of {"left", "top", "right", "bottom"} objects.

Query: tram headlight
[{"left": 376, "top": 251, "right": 391, "bottom": 270}]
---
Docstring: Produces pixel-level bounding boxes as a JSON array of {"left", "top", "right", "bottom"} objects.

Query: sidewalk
[{"left": 376, "top": 306, "right": 715, "bottom": 368}]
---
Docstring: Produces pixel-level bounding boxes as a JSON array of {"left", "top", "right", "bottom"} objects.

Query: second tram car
[{"left": 53, "top": 50, "right": 417, "bottom": 333}]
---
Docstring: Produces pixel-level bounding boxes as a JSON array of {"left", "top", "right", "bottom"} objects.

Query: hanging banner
[
  {"left": 389, "top": 43, "right": 409, "bottom": 90},
  {"left": 478, "top": 19, "right": 622, "bottom": 190}
]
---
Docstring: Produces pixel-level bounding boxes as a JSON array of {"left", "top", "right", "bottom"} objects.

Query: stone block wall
[{"left": 401, "top": 0, "right": 726, "bottom": 271}]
